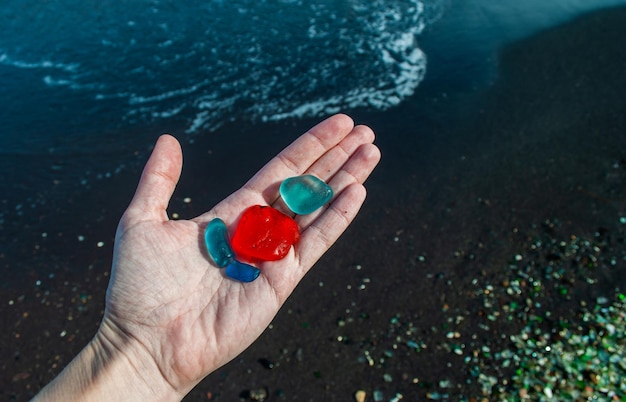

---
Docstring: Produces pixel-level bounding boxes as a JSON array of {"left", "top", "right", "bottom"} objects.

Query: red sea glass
[{"left": 231, "top": 205, "right": 300, "bottom": 262}]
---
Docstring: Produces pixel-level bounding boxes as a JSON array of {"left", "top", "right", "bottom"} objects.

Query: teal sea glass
[
  {"left": 225, "top": 260, "right": 261, "bottom": 282},
  {"left": 204, "top": 218, "right": 234, "bottom": 267},
  {"left": 279, "top": 175, "right": 333, "bottom": 215}
]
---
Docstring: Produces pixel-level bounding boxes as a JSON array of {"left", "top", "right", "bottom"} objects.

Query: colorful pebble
[
  {"left": 225, "top": 260, "right": 261, "bottom": 283},
  {"left": 204, "top": 218, "right": 234, "bottom": 267},
  {"left": 279, "top": 174, "right": 333, "bottom": 215},
  {"left": 231, "top": 205, "right": 300, "bottom": 262}
]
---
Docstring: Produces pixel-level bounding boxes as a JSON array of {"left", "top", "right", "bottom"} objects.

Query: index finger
[{"left": 241, "top": 114, "right": 356, "bottom": 204}]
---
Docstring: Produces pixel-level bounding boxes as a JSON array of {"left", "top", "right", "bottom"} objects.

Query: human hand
[{"left": 34, "top": 114, "right": 380, "bottom": 401}]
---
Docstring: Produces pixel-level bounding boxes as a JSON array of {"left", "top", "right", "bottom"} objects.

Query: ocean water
[
  {"left": 0, "top": 0, "right": 623, "bottom": 221},
  {"left": 0, "top": 0, "right": 438, "bottom": 154}
]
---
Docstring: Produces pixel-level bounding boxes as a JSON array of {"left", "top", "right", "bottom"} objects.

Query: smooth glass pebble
[
  {"left": 204, "top": 218, "right": 234, "bottom": 267},
  {"left": 225, "top": 260, "right": 261, "bottom": 283},
  {"left": 231, "top": 205, "right": 300, "bottom": 262},
  {"left": 279, "top": 175, "right": 333, "bottom": 215}
]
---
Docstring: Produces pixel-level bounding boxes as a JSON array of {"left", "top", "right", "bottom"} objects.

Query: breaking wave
[{"left": 0, "top": 0, "right": 438, "bottom": 149}]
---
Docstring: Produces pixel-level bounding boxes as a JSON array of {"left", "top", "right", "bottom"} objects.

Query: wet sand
[{"left": 2, "top": 6, "right": 626, "bottom": 401}]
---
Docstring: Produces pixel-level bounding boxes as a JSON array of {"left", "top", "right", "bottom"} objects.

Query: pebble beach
[{"left": 2, "top": 4, "right": 626, "bottom": 401}]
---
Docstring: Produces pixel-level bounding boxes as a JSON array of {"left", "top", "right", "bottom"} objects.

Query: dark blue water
[
  {"left": 0, "top": 0, "right": 623, "bottom": 224},
  {"left": 1, "top": 0, "right": 437, "bottom": 154}
]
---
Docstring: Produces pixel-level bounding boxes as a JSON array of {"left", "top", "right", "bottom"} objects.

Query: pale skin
[{"left": 34, "top": 114, "right": 381, "bottom": 401}]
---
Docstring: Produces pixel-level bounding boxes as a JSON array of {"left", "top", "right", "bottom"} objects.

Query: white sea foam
[
  {"left": 1, "top": 0, "right": 433, "bottom": 137},
  {"left": 0, "top": 52, "right": 79, "bottom": 72},
  {"left": 43, "top": 75, "right": 105, "bottom": 91},
  {"left": 113, "top": 0, "right": 431, "bottom": 133},
  {"left": 128, "top": 78, "right": 212, "bottom": 105},
  {"left": 187, "top": 94, "right": 238, "bottom": 133},
  {"left": 184, "top": 0, "right": 429, "bottom": 132},
  {"left": 249, "top": 0, "right": 428, "bottom": 123}
]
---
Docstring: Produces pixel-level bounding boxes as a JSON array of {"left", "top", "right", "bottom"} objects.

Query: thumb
[{"left": 123, "top": 134, "right": 183, "bottom": 224}]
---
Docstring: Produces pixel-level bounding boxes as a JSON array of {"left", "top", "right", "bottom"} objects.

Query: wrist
[{"left": 34, "top": 318, "right": 183, "bottom": 402}]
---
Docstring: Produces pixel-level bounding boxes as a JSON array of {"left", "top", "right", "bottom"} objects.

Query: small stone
[
  {"left": 354, "top": 390, "right": 366, "bottom": 402},
  {"left": 258, "top": 358, "right": 275, "bottom": 369},
  {"left": 246, "top": 387, "right": 269, "bottom": 401},
  {"left": 294, "top": 348, "right": 304, "bottom": 361},
  {"left": 225, "top": 260, "right": 261, "bottom": 283},
  {"left": 11, "top": 372, "right": 30, "bottom": 382},
  {"left": 280, "top": 175, "right": 333, "bottom": 215},
  {"left": 390, "top": 394, "right": 403, "bottom": 402},
  {"left": 204, "top": 218, "right": 234, "bottom": 267},
  {"left": 231, "top": 205, "right": 300, "bottom": 261},
  {"left": 543, "top": 387, "right": 553, "bottom": 398}
]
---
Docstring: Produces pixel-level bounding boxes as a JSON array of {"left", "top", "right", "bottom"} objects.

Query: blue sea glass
[
  {"left": 225, "top": 260, "right": 261, "bottom": 283},
  {"left": 279, "top": 175, "right": 333, "bottom": 215},
  {"left": 204, "top": 218, "right": 234, "bottom": 267}
]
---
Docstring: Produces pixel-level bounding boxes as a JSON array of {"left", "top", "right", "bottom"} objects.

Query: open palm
[{"left": 102, "top": 114, "right": 381, "bottom": 396}]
